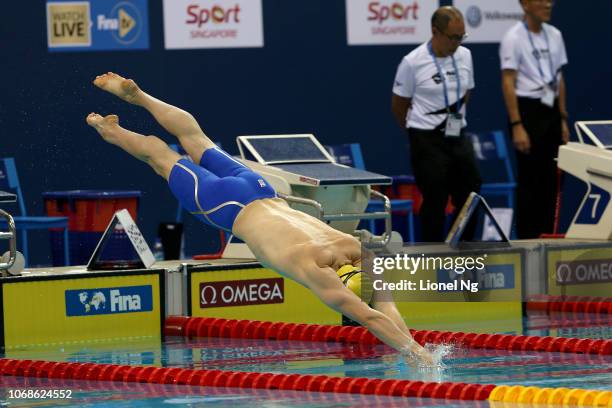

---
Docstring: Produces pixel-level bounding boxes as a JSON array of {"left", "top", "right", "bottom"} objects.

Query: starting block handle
[
  {"left": 278, "top": 193, "right": 324, "bottom": 219},
  {"left": 0, "top": 209, "right": 17, "bottom": 272},
  {"left": 363, "top": 190, "right": 392, "bottom": 248},
  {"left": 278, "top": 191, "right": 392, "bottom": 248},
  {"left": 586, "top": 166, "right": 612, "bottom": 180},
  {"left": 323, "top": 212, "right": 388, "bottom": 221}
]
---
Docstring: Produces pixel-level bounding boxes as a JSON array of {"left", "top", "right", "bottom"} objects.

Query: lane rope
[
  {"left": 527, "top": 295, "right": 612, "bottom": 314},
  {"left": 164, "top": 316, "right": 612, "bottom": 355},
  {"left": 0, "top": 358, "right": 609, "bottom": 406}
]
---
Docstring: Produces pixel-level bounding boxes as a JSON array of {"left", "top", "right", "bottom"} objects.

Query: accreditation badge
[
  {"left": 445, "top": 113, "right": 463, "bottom": 137},
  {"left": 541, "top": 84, "right": 555, "bottom": 108}
]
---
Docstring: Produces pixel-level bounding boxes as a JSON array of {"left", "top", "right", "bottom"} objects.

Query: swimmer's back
[{"left": 234, "top": 198, "right": 361, "bottom": 277}]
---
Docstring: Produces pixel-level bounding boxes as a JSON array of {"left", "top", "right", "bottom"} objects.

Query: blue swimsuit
[{"left": 168, "top": 148, "right": 276, "bottom": 232}]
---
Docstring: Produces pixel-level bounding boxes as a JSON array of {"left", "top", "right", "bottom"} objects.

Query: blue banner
[
  {"left": 47, "top": 0, "right": 149, "bottom": 52},
  {"left": 437, "top": 264, "right": 515, "bottom": 291},
  {"left": 65, "top": 285, "right": 153, "bottom": 316}
]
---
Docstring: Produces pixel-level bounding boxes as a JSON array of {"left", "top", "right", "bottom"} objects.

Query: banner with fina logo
[
  {"left": 46, "top": 0, "right": 149, "bottom": 51},
  {"left": 65, "top": 285, "right": 153, "bottom": 316},
  {"left": 163, "top": 0, "right": 264, "bottom": 49}
]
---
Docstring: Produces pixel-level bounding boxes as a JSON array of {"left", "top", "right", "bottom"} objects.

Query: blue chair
[
  {"left": 0, "top": 158, "right": 70, "bottom": 266},
  {"left": 468, "top": 130, "right": 517, "bottom": 237},
  {"left": 325, "top": 144, "right": 415, "bottom": 242}
]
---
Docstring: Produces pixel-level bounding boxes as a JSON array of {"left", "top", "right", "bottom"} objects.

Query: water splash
[
  {"left": 423, "top": 342, "right": 455, "bottom": 368},
  {"left": 400, "top": 342, "right": 455, "bottom": 370}
]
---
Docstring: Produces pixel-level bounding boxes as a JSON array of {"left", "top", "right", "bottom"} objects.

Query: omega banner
[
  {"left": 346, "top": 0, "right": 438, "bottom": 45},
  {"left": 163, "top": 0, "right": 264, "bottom": 49},
  {"left": 199, "top": 278, "right": 284, "bottom": 308},
  {"left": 453, "top": 0, "right": 523, "bottom": 43},
  {"left": 547, "top": 246, "right": 612, "bottom": 297}
]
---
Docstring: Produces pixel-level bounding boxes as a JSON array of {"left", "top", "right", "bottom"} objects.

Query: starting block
[
  {"left": 226, "top": 134, "right": 395, "bottom": 255},
  {"left": 0, "top": 191, "right": 20, "bottom": 275},
  {"left": 0, "top": 191, "right": 16, "bottom": 203},
  {"left": 558, "top": 121, "right": 612, "bottom": 240}
]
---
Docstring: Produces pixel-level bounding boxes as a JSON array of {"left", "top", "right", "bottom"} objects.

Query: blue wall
[{"left": 2, "top": 1, "right": 611, "bottom": 262}]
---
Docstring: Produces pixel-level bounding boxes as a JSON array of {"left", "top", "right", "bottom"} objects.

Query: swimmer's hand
[{"left": 400, "top": 341, "right": 446, "bottom": 369}]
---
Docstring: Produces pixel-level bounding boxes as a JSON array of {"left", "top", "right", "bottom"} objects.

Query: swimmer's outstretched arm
[
  {"left": 371, "top": 283, "right": 414, "bottom": 337},
  {"left": 361, "top": 251, "right": 413, "bottom": 337},
  {"left": 304, "top": 265, "right": 436, "bottom": 366}
]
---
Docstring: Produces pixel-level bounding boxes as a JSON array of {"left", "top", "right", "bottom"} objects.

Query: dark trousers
[
  {"left": 408, "top": 128, "right": 482, "bottom": 242},
  {"left": 514, "top": 97, "right": 562, "bottom": 239}
]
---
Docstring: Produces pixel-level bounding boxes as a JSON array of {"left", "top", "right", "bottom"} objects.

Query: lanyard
[
  {"left": 428, "top": 42, "right": 461, "bottom": 113},
  {"left": 523, "top": 21, "right": 556, "bottom": 89}
]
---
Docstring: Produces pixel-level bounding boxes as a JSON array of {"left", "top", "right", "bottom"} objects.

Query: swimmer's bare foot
[
  {"left": 93, "top": 72, "right": 142, "bottom": 104},
  {"left": 86, "top": 113, "right": 121, "bottom": 144}
]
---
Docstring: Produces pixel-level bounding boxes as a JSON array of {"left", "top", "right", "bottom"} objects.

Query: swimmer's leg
[
  {"left": 86, "top": 113, "right": 180, "bottom": 180},
  {"left": 93, "top": 72, "right": 213, "bottom": 163}
]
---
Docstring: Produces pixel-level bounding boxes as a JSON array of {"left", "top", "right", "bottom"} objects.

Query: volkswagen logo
[{"left": 466, "top": 6, "right": 483, "bottom": 28}]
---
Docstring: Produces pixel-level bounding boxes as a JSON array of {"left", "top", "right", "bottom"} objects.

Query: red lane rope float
[
  {"left": 165, "top": 316, "right": 612, "bottom": 355},
  {"left": 526, "top": 295, "right": 612, "bottom": 314},
  {"left": 0, "top": 358, "right": 496, "bottom": 402},
  {"left": 526, "top": 315, "right": 612, "bottom": 331}
]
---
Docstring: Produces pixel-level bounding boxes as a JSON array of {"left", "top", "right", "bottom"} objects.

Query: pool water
[{"left": 0, "top": 314, "right": 610, "bottom": 407}]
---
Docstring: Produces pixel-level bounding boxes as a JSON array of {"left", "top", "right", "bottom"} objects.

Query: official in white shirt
[
  {"left": 392, "top": 6, "right": 481, "bottom": 242},
  {"left": 500, "top": 0, "right": 569, "bottom": 239}
]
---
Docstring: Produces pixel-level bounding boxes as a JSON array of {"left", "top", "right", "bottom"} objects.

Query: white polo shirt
[
  {"left": 500, "top": 21, "right": 568, "bottom": 99},
  {"left": 393, "top": 42, "right": 475, "bottom": 130}
]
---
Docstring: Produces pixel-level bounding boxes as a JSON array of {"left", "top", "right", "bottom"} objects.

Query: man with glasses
[
  {"left": 500, "top": 0, "right": 569, "bottom": 239},
  {"left": 391, "top": 6, "right": 480, "bottom": 242}
]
